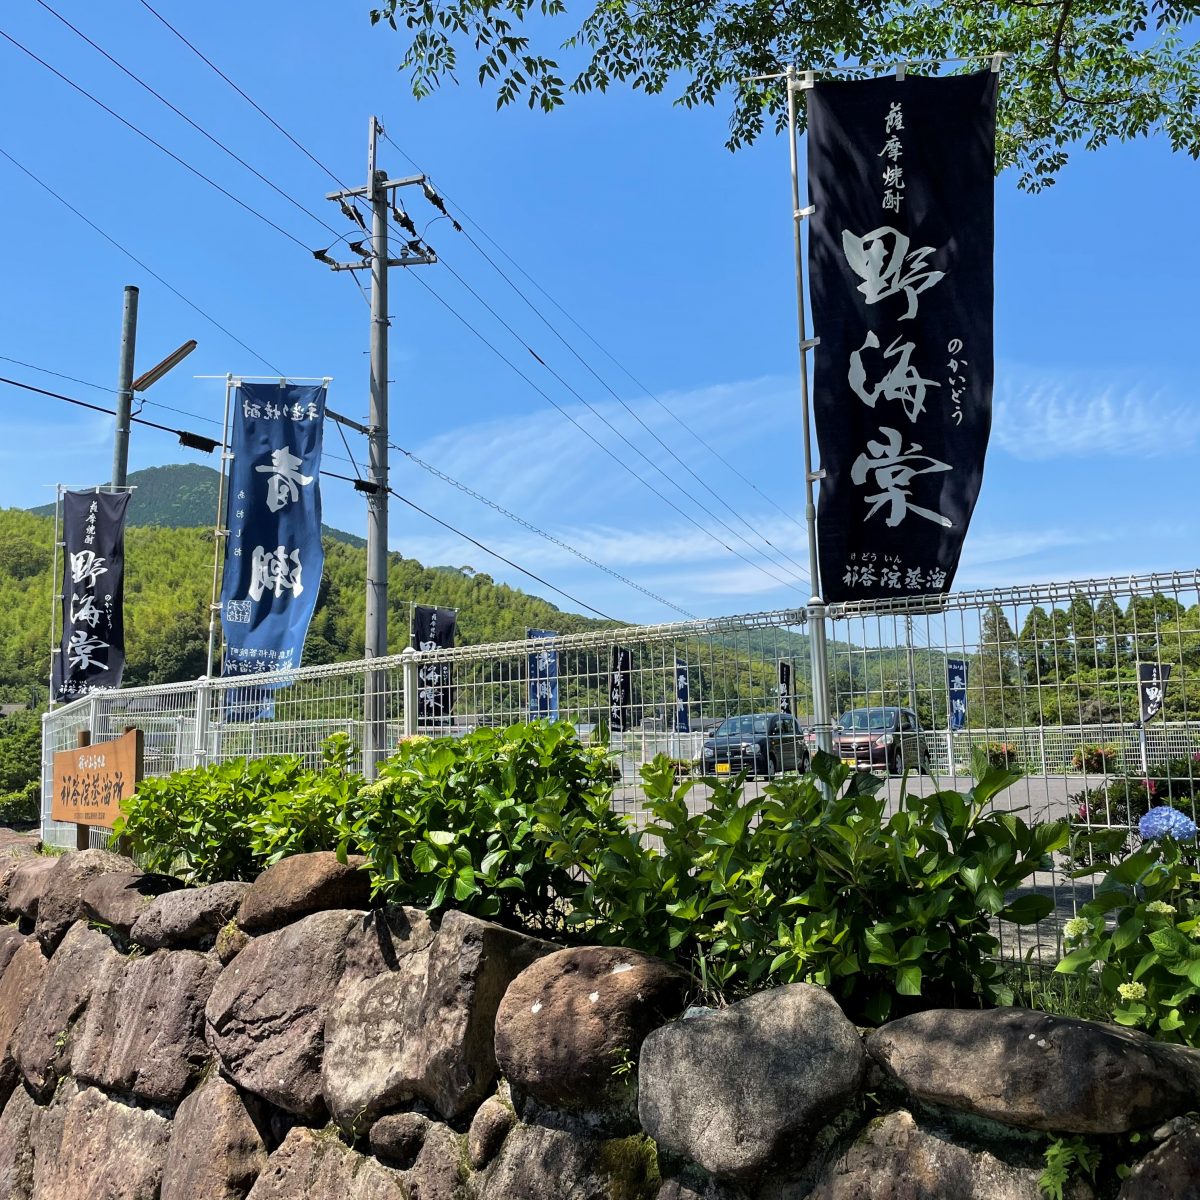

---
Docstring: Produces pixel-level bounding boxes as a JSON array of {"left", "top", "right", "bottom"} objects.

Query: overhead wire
[
  {"left": 32, "top": 0, "right": 343, "bottom": 241},
  {"left": 381, "top": 130, "right": 814, "bottom": 548},
  {"left": 4, "top": 370, "right": 616, "bottom": 621},
  {"left": 389, "top": 439, "right": 698, "bottom": 619},
  {"left": 431, "top": 255, "right": 809, "bottom": 594},
  {"left": 0, "top": 145, "right": 285, "bottom": 375},
  {"left": 406, "top": 269, "right": 805, "bottom": 596},
  {"left": 0, "top": 29, "right": 312, "bottom": 252}
]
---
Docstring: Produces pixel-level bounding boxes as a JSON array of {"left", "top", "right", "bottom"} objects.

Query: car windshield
[
  {"left": 838, "top": 709, "right": 897, "bottom": 732},
  {"left": 714, "top": 715, "right": 770, "bottom": 737}
]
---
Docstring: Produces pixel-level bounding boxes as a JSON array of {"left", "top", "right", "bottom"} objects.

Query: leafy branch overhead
[{"left": 368, "top": 0, "right": 1200, "bottom": 189}]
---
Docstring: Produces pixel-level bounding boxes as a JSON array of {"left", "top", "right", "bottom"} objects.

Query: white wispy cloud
[{"left": 993, "top": 365, "right": 1191, "bottom": 460}]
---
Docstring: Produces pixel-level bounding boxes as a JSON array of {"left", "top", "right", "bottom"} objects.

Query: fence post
[
  {"left": 401, "top": 647, "right": 418, "bottom": 739},
  {"left": 74, "top": 728, "right": 91, "bottom": 851},
  {"left": 192, "top": 679, "right": 211, "bottom": 768},
  {"left": 1039, "top": 726, "right": 1048, "bottom": 777}
]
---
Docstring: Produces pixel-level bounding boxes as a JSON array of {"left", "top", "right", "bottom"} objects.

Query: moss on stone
[{"left": 597, "top": 1133, "right": 661, "bottom": 1200}]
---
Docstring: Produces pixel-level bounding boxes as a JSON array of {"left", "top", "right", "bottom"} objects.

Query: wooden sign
[{"left": 52, "top": 729, "right": 143, "bottom": 829}]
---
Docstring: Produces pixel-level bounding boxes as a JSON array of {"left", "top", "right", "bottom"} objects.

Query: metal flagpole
[
  {"left": 786, "top": 64, "right": 834, "bottom": 763},
  {"left": 48, "top": 484, "right": 63, "bottom": 709},
  {"left": 205, "top": 374, "right": 235, "bottom": 679}
]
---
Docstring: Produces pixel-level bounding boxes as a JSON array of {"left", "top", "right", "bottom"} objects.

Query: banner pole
[
  {"left": 205, "top": 374, "right": 234, "bottom": 679},
  {"left": 786, "top": 65, "right": 834, "bottom": 765},
  {"left": 48, "top": 483, "right": 63, "bottom": 709}
]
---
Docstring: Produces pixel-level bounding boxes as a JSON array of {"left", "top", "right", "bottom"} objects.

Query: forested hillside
[{"left": 0, "top": 506, "right": 604, "bottom": 703}]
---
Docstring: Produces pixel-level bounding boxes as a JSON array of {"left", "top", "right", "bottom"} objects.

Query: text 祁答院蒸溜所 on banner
[{"left": 807, "top": 70, "right": 997, "bottom": 603}]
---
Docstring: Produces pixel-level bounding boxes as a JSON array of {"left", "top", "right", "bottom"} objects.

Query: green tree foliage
[
  {"left": 368, "top": 0, "right": 1200, "bottom": 189},
  {"left": 0, "top": 707, "right": 41, "bottom": 822}
]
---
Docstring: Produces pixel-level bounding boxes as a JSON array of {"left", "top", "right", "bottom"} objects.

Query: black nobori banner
[
  {"left": 53, "top": 490, "right": 131, "bottom": 701},
  {"left": 413, "top": 605, "right": 457, "bottom": 720},
  {"left": 1138, "top": 661, "right": 1172, "bottom": 724},
  {"left": 808, "top": 71, "right": 997, "bottom": 604},
  {"left": 609, "top": 646, "right": 632, "bottom": 733}
]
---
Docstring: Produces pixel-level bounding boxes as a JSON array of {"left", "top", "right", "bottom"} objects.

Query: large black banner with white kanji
[
  {"left": 53, "top": 490, "right": 130, "bottom": 701},
  {"left": 808, "top": 70, "right": 997, "bottom": 603}
]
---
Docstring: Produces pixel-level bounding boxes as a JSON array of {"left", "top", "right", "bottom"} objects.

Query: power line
[
  {"left": 0, "top": 145, "right": 285, "bottom": 374},
  {"left": 433, "top": 253, "right": 809, "bottom": 593},
  {"left": 382, "top": 129, "right": 814, "bottom": 550},
  {"left": 97, "top": 15, "right": 795, "bottom": 601},
  {"left": 33, "top": 0, "right": 343, "bottom": 241},
  {"left": 0, "top": 355, "right": 115, "bottom": 395},
  {"left": 390, "top": 439, "right": 697, "bottom": 619},
  {"left": 0, "top": 29, "right": 311, "bottom": 251},
  {"left": 407, "top": 269, "right": 805, "bottom": 597},
  {"left": 385, "top": 487, "right": 618, "bottom": 623}
]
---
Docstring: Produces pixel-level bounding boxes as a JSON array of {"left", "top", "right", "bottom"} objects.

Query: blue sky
[{"left": 0, "top": 1, "right": 1196, "bottom": 627}]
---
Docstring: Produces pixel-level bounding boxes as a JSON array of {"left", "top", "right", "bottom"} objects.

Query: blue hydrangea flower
[{"left": 1138, "top": 806, "right": 1199, "bottom": 842}]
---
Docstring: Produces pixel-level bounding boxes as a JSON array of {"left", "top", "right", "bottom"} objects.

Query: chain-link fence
[{"left": 42, "top": 567, "right": 1200, "bottom": 963}]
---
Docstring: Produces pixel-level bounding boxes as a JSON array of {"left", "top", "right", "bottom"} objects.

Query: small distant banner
[
  {"left": 220, "top": 381, "right": 327, "bottom": 720},
  {"left": 413, "top": 605, "right": 457, "bottom": 721},
  {"left": 808, "top": 71, "right": 997, "bottom": 602},
  {"left": 778, "top": 660, "right": 793, "bottom": 715},
  {"left": 53, "top": 490, "right": 131, "bottom": 701},
  {"left": 674, "top": 659, "right": 690, "bottom": 733},
  {"left": 1138, "top": 662, "right": 1172, "bottom": 724},
  {"left": 528, "top": 629, "right": 559, "bottom": 720},
  {"left": 946, "top": 657, "right": 969, "bottom": 730},
  {"left": 609, "top": 646, "right": 632, "bottom": 733}
]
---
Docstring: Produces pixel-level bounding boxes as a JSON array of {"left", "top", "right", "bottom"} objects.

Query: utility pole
[
  {"left": 112, "top": 285, "right": 139, "bottom": 489},
  {"left": 322, "top": 116, "right": 435, "bottom": 774}
]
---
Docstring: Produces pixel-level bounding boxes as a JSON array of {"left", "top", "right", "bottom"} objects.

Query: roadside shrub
[
  {"left": 983, "top": 741, "right": 1020, "bottom": 771},
  {"left": 1057, "top": 811, "right": 1200, "bottom": 1045},
  {"left": 544, "top": 750, "right": 1067, "bottom": 1022},
  {"left": 1072, "top": 743, "right": 1118, "bottom": 774},
  {"left": 352, "top": 721, "right": 623, "bottom": 935},
  {"left": 112, "top": 735, "right": 362, "bottom": 882},
  {"left": 0, "top": 779, "right": 39, "bottom": 825}
]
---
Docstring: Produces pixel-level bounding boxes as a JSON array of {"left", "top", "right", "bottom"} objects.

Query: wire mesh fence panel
[{"left": 40, "top": 568, "right": 1200, "bottom": 970}]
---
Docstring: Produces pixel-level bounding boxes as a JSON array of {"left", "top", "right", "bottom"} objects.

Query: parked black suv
[{"left": 701, "top": 712, "right": 809, "bottom": 780}]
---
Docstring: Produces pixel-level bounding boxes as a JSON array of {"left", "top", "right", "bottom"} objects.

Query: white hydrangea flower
[
  {"left": 1145, "top": 900, "right": 1177, "bottom": 916},
  {"left": 1117, "top": 982, "right": 1147, "bottom": 1003},
  {"left": 1063, "top": 917, "right": 1089, "bottom": 941}
]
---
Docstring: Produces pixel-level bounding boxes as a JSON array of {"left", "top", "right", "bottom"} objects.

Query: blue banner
[
  {"left": 674, "top": 659, "right": 690, "bottom": 732},
  {"left": 220, "top": 382, "right": 327, "bottom": 719},
  {"left": 947, "top": 657, "right": 968, "bottom": 731},
  {"left": 528, "top": 629, "right": 559, "bottom": 720}
]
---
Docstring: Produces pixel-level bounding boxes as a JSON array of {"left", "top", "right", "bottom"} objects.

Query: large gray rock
[
  {"left": 322, "top": 908, "right": 553, "bottom": 1126},
  {"left": 72, "top": 946, "right": 220, "bottom": 1105},
  {"left": 131, "top": 880, "right": 251, "bottom": 950},
  {"left": 408, "top": 1121, "right": 469, "bottom": 1200},
  {"left": 0, "top": 1084, "right": 35, "bottom": 1200},
  {"left": 29, "top": 1080, "right": 172, "bottom": 1200},
  {"left": 803, "top": 1109, "right": 1059, "bottom": 1200},
  {"left": 467, "top": 1097, "right": 515, "bottom": 1170},
  {"left": 1117, "top": 1122, "right": 1200, "bottom": 1200},
  {"left": 206, "top": 908, "right": 363, "bottom": 1120},
  {"left": 0, "top": 938, "right": 46, "bottom": 1105},
  {"left": 81, "top": 870, "right": 182, "bottom": 937},
  {"left": 13, "top": 921, "right": 118, "bottom": 1098},
  {"left": 495, "top": 945, "right": 691, "bottom": 1113},
  {"left": 238, "top": 852, "right": 371, "bottom": 933},
  {"left": 639, "top": 985, "right": 865, "bottom": 1183},
  {"left": 476, "top": 1123, "right": 660, "bottom": 1200},
  {"left": 245, "top": 1126, "right": 408, "bottom": 1200},
  {"left": 0, "top": 855, "right": 36, "bottom": 922},
  {"left": 868, "top": 1007, "right": 1200, "bottom": 1134},
  {"left": 161, "top": 1074, "right": 269, "bottom": 1200},
  {"left": 0, "top": 925, "right": 27, "bottom": 975},
  {"left": 369, "top": 1111, "right": 431, "bottom": 1169},
  {"left": 4, "top": 858, "right": 57, "bottom": 921},
  {"left": 34, "top": 848, "right": 135, "bottom": 952}
]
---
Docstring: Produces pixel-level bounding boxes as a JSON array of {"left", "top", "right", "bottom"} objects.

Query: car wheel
[
  {"left": 889, "top": 748, "right": 902, "bottom": 776},
  {"left": 797, "top": 750, "right": 810, "bottom": 775},
  {"left": 765, "top": 753, "right": 778, "bottom": 781}
]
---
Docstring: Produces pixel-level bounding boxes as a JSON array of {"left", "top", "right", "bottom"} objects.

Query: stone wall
[{"left": 0, "top": 845, "right": 1197, "bottom": 1199}]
